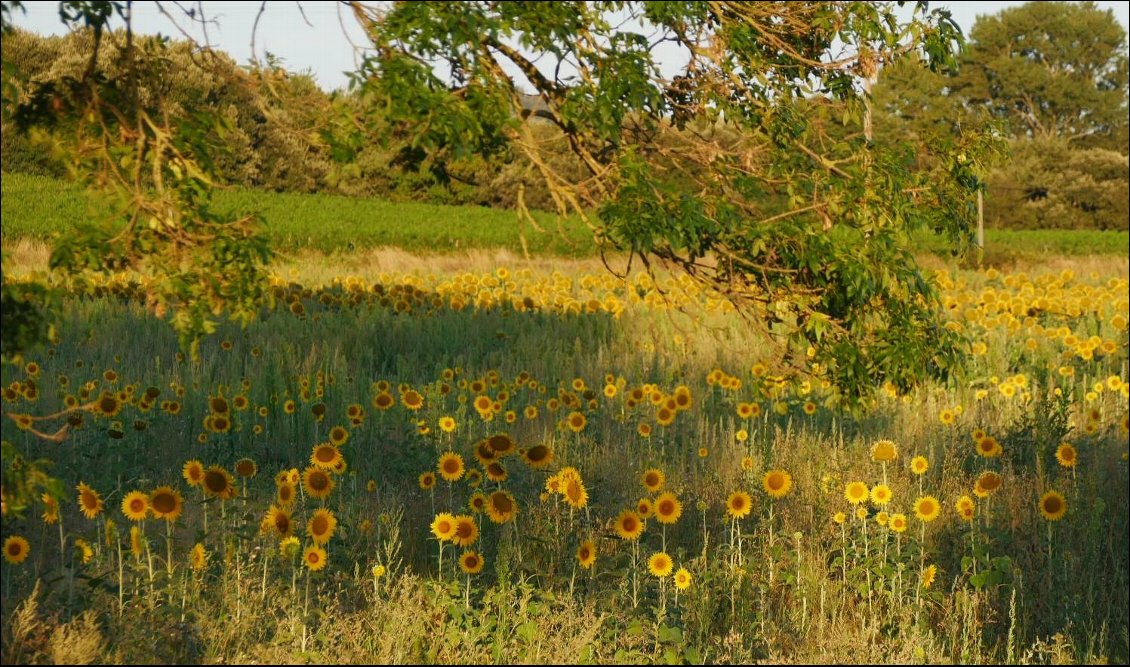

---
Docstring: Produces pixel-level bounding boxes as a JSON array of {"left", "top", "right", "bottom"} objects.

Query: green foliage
[
  {"left": 2, "top": 8, "right": 274, "bottom": 357},
  {"left": 986, "top": 138, "right": 1129, "bottom": 231},
  {"left": 360, "top": 1, "right": 1001, "bottom": 409}
]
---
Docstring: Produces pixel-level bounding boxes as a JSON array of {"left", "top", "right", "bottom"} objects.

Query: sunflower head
[
  {"left": 121, "top": 490, "right": 150, "bottom": 521},
  {"left": 459, "top": 550, "right": 485, "bottom": 574},
  {"left": 913, "top": 495, "right": 941, "bottom": 522},
  {"left": 647, "top": 551, "right": 673, "bottom": 578},
  {"left": 1039, "top": 490, "right": 1067, "bottom": 521},
  {"left": 763, "top": 470, "right": 792, "bottom": 499},
  {"left": 149, "top": 486, "right": 183, "bottom": 522},
  {"left": 614, "top": 509, "right": 645, "bottom": 540},
  {"left": 3, "top": 536, "right": 30, "bottom": 565},
  {"left": 576, "top": 539, "right": 597, "bottom": 569},
  {"left": 486, "top": 491, "right": 518, "bottom": 524},
  {"left": 77, "top": 482, "right": 104, "bottom": 519},
  {"left": 726, "top": 491, "right": 753, "bottom": 519}
]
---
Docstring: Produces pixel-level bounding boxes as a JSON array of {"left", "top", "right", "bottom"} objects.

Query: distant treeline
[{"left": 3, "top": 0, "right": 1127, "bottom": 231}]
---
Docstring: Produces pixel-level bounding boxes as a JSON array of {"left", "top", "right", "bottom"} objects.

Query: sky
[{"left": 7, "top": 1, "right": 1130, "bottom": 92}]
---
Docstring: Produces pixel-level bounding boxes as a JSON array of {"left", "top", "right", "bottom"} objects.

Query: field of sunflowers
[{"left": 1, "top": 255, "right": 1127, "bottom": 664}]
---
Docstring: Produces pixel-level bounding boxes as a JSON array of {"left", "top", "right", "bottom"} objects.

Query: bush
[{"left": 987, "top": 138, "right": 1129, "bottom": 231}]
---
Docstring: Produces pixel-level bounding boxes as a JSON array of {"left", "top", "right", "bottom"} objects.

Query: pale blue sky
[{"left": 7, "top": 1, "right": 1130, "bottom": 91}]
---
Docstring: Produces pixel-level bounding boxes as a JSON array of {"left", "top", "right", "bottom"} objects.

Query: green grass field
[{"left": 3, "top": 172, "right": 1128, "bottom": 260}]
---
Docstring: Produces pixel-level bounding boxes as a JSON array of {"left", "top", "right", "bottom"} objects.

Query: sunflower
[
  {"left": 563, "top": 476, "right": 588, "bottom": 509},
  {"left": 419, "top": 471, "right": 437, "bottom": 491},
  {"left": 975, "top": 435, "right": 1002, "bottom": 458},
  {"left": 275, "top": 480, "right": 297, "bottom": 507},
  {"left": 74, "top": 538, "right": 93, "bottom": 564},
  {"left": 844, "top": 481, "right": 869, "bottom": 505},
  {"left": 486, "top": 491, "right": 518, "bottom": 524},
  {"left": 1055, "top": 443, "right": 1077, "bottom": 468},
  {"left": 149, "top": 486, "right": 183, "bottom": 522},
  {"left": 311, "top": 443, "right": 343, "bottom": 469},
  {"left": 726, "top": 491, "right": 753, "bottom": 519},
  {"left": 438, "top": 416, "right": 457, "bottom": 433},
  {"left": 565, "top": 411, "right": 587, "bottom": 433},
  {"left": 921, "top": 564, "right": 938, "bottom": 589},
  {"left": 235, "top": 458, "right": 258, "bottom": 479},
  {"left": 833, "top": 511, "right": 846, "bottom": 525},
  {"left": 307, "top": 508, "right": 338, "bottom": 545},
  {"left": 636, "top": 497, "right": 655, "bottom": 518},
  {"left": 328, "top": 426, "right": 349, "bottom": 446},
  {"left": 889, "top": 513, "right": 908, "bottom": 533},
  {"left": 648, "top": 551, "right": 673, "bottom": 578},
  {"left": 976, "top": 471, "right": 1002, "bottom": 495},
  {"left": 302, "top": 467, "right": 335, "bottom": 500},
  {"left": 191, "top": 543, "right": 207, "bottom": 571},
  {"left": 577, "top": 539, "right": 597, "bottom": 569},
  {"left": 3, "top": 536, "right": 30, "bottom": 565},
  {"left": 41, "top": 493, "right": 59, "bottom": 525},
  {"left": 485, "top": 462, "right": 508, "bottom": 483},
  {"left": 955, "top": 495, "right": 976, "bottom": 522},
  {"left": 203, "top": 466, "right": 236, "bottom": 500},
  {"left": 614, "top": 509, "right": 645, "bottom": 540},
  {"left": 372, "top": 392, "right": 395, "bottom": 410},
  {"left": 521, "top": 444, "right": 554, "bottom": 468},
  {"left": 910, "top": 456, "right": 929, "bottom": 475},
  {"left": 279, "top": 536, "right": 301, "bottom": 559},
  {"left": 869, "top": 484, "right": 893, "bottom": 506},
  {"left": 641, "top": 468, "right": 665, "bottom": 493},
  {"left": 401, "top": 390, "right": 424, "bottom": 411},
  {"left": 76, "top": 482, "right": 104, "bottom": 519},
  {"left": 120, "top": 490, "right": 149, "bottom": 521},
  {"left": 1039, "top": 490, "right": 1067, "bottom": 521},
  {"left": 487, "top": 433, "right": 517, "bottom": 457},
  {"left": 303, "top": 544, "right": 328, "bottom": 571},
  {"left": 656, "top": 407, "right": 675, "bottom": 426},
  {"left": 637, "top": 423, "right": 652, "bottom": 438},
  {"left": 459, "top": 550, "right": 485, "bottom": 575},
  {"left": 654, "top": 492, "right": 683, "bottom": 525},
  {"left": 763, "top": 470, "right": 792, "bottom": 499},
  {"left": 452, "top": 515, "right": 479, "bottom": 547},
  {"left": 182, "top": 460, "right": 205, "bottom": 487},
  {"left": 265, "top": 505, "right": 293, "bottom": 538},
  {"left": 913, "top": 495, "right": 941, "bottom": 522},
  {"left": 468, "top": 491, "right": 487, "bottom": 514},
  {"left": 870, "top": 439, "right": 898, "bottom": 462}
]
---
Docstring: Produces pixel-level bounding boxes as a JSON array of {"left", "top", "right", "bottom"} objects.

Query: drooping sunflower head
[{"left": 521, "top": 444, "right": 553, "bottom": 468}]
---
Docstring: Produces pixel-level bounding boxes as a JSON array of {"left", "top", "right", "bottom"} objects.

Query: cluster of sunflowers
[{"left": 0, "top": 263, "right": 1126, "bottom": 645}]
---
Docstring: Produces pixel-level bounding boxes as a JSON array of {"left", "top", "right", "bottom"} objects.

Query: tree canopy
[
  {"left": 352, "top": 1, "right": 1000, "bottom": 406},
  {"left": 2, "top": 1, "right": 1007, "bottom": 408}
]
